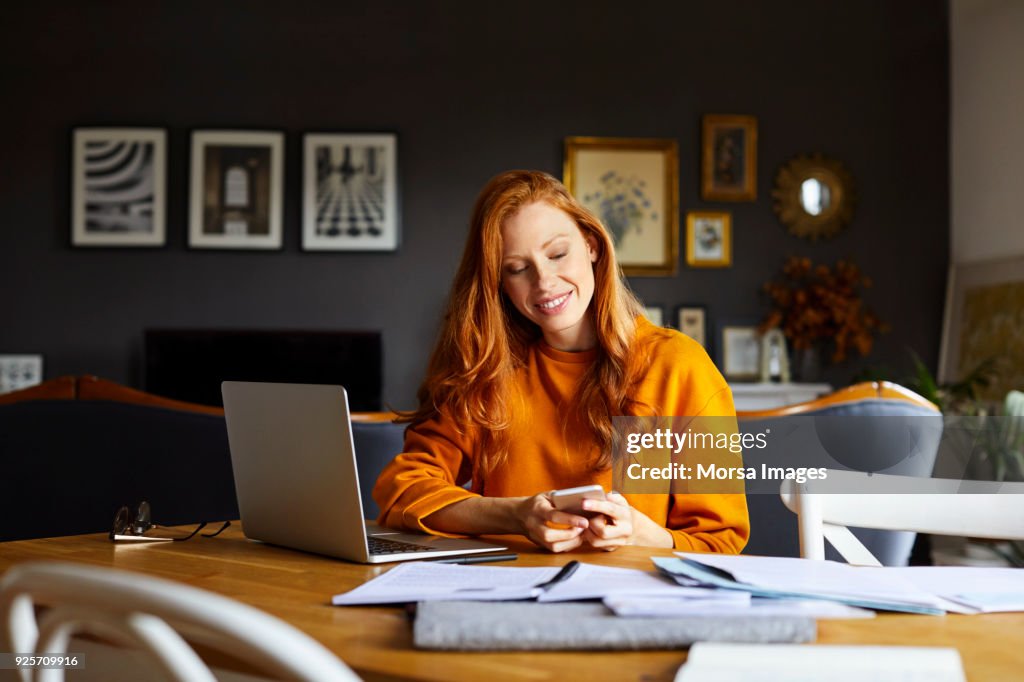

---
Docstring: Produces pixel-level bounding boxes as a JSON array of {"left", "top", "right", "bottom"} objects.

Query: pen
[
  {"left": 431, "top": 553, "right": 518, "bottom": 565},
  {"left": 533, "top": 559, "right": 580, "bottom": 591}
]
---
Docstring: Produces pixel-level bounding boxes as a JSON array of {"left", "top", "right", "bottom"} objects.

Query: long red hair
[{"left": 401, "top": 170, "right": 652, "bottom": 475}]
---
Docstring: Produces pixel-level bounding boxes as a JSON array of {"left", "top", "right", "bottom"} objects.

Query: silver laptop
[{"left": 221, "top": 381, "right": 507, "bottom": 563}]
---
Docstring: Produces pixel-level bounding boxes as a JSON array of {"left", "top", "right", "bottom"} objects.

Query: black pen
[
  {"left": 431, "top": 553, "right": 518, "bottom": 565},
  {"left": 533, "top": 560, "right": 580, "bottom": 591}
]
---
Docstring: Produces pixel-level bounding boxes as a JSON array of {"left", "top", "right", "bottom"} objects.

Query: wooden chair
[{"left": 781, "top": 469, "right": 1024, "bottom": 566}]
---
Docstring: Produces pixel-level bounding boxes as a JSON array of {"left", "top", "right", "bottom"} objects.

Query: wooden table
[{"left": 2, "top": 526, "right": 1022, "bottom": 681}]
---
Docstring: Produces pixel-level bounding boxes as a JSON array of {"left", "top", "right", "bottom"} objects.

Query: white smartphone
[{"left": 549, "top": 485, "right": 606, "bottom": 516}]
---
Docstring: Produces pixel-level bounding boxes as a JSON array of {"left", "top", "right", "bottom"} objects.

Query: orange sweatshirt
[{"left": 373, "top": 320, "right": 750, "bottom": 553}]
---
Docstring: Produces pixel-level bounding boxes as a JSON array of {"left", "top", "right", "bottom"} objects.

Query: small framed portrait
[
  {"left": 701, "top": 114, "right": 757, "bottom": 202},
  {"left": 563, "top": 136, "right": 679, "bottom": 276},
  {"left": 188, "top": 130, "right": 284, "bottom": 249},
  {"left": 676, "top": 305, "right": 708, "bottom": 348},
  {"left": 643, "top": 305, "right": 664, "bottom": 327},
  {"left": 721, "top": 325, "right": 760, "bottom": 381},
  {"left": 0, "top": 354, "right": 43, "bottom": 394},
  {"left": 303, "top": 133, "right": 400, "bottom": 251},
  {"left": 72, "top": 128, "right": 166, "bottom": 247},
  {"left": 686, "top": 211, "right": 732, "bottom": 267}
]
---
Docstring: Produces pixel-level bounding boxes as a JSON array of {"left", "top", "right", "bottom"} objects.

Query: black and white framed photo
[
  {"left": 72, "top": 128, "right": 166, "bottom": 247},
  {"left": 720, "top": 325, "right": 761, "bottom": 381},
  {"left": 643, "top": 305, "right": 664, "bottom": 327},
  {"left": 189, "top": 130, "right": 284, "bottom": 249},
  {"left": 676, "top": 305, "right": 708, "bottom": 348},
  {"left": 0, "top": 354, "right": 43, "bottom": 394},
  {"left": 303, "top": 133, "right": 399, "bottom": 251}
]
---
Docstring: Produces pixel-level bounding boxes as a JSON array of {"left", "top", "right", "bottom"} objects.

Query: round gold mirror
[{"left": 772, "top": 154, "right": 854, "bottom": 241}]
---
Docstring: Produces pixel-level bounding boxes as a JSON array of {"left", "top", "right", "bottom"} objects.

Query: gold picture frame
[
  {"left": 701, "top": 114, "right": 757, "bottom": 202},
  {"left": 563, "top": 137, "right": 679, "bottom": 276},
  {"left": 685, "top": 211, "right": 732, "bottom": 268}
]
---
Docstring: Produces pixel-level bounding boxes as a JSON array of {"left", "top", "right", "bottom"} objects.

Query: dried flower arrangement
[{"left": 760, "top": 256, "right": 886, "bottom": 363}]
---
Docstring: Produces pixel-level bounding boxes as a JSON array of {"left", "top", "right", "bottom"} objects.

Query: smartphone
[{"left": 549, "top": 485, "right": 606, "bottom": 516}]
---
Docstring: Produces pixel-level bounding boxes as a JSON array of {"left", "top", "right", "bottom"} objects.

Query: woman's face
[{"left": 500, "top": 201, "right": 598, "bottom": 352}]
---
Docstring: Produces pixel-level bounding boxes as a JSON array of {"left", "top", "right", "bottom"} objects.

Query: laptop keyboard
[{"left": 368, "top": 536, "right": 434, "bottom": 555}]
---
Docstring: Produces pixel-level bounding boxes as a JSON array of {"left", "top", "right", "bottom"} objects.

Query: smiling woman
[
  {"left": 372, "top": 170, "right": 749, "bottom": 554},
  {"left": 500, "top": 202, "right": 598, "bottom": 351}
]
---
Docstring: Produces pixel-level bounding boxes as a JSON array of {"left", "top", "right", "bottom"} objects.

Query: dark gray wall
[{"left": 0, "top": 1, "right": 949, "bottom": 409}]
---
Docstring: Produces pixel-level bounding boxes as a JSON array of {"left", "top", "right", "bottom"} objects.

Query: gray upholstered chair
[{"left": 738, "top": 381, "right": 943, "bottom": 566}]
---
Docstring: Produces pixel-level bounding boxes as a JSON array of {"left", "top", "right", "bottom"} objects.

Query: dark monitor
[{"left": 143, "top": 329, "right": 382, "bottom": 411}]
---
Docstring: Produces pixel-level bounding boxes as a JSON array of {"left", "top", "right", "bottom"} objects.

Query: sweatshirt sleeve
[{"left": 372, "top": 415, "right": 482, "bottom": 537}]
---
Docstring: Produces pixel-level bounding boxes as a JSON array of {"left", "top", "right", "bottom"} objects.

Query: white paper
[
  {"left": 331, "top": 561, "right": 560, "bottom": 605},
  {"left": 676, "top": 643, "right": 966, "bottom": 682},
  {"left": 886, "top": 566, "right": 1024, "bottom": 613},
  {"left": 606, "top": 596, "right": 872, "bottom": 619},
  {"left": 536, "top": 563, "right": 707, "bottom": 602},
  {"left": 676, "top": 552, "right": 948, "bottom": 610}
]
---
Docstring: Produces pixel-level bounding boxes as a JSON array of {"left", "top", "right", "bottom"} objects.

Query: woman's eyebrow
[{"left": 503, "top": 234, "right": 571, "bottom": 260}]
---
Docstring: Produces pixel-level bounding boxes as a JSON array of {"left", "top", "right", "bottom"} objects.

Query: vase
[{"left": 792, "top": 346, "right": 822, "bottom": 383}]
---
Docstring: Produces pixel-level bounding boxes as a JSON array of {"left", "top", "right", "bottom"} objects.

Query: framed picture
[
  {"left": 563, "top": 137, "right": 679, "bottom": 276},
  {"left": 721, "top": 325, "right": 760, "bottom": 381},
  {"left": 676, "top": 305, "right": 708, "bottom": 348},
  {"left": 643, "top": 305, "right": 664, "bottom": 327},
  {"left": 701, "top": 114, "right": 757, "bottom": 202},
  {"left": 72, "top": 128, "right": 166, "bottom": 247},
  {"left": 938, "top": 255, "right": 1024, "bottom": 400},
  {"left": 0, "top": 354, "right": 43, "bottom": 394},
  {"left": 189, "top": 130, "right": 284, "bottom": 249},
  {"left": 303, "top": 133, "right": 400, "bottom": 251},
  {"left": 686, "top": 211, "right": 732, "bottom": 267}
]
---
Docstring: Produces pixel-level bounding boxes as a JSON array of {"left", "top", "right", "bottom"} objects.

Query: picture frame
[
  {"left": 938, "top": 255, "right": 1024, "bottom": 400},
  {"left": 72, "top": 127, "right": 166, "bottom": 247},
  {"left": 686, "top": 211, "right": 732, "bottom": 267},
  {"left": 563, "top": 136, "right": 679, "bottom": 276},
  {"left": 643, "top": 305, "right": 664, "bottom": 327},
  {"left": 302, "top": 133, "right": 400, "bottom": 251},
  {"left": 676, "top": 305, "right": 708, "bottom": 348},
  {"left": 720, "top": 325, "right": 761, "bottom": 381},
  {"left": 701, "top": 114, "right": 757, "bottom": 202},
  {"left": 189, "top": 130, "right": 284, "bottom": 249},
  {"left": 0, "top": 354, "right": 43, "bottom": 394}
]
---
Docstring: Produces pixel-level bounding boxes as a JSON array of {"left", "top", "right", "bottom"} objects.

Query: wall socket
[{"left": 0, "top": 354, "right": 44, "bottom": 394}]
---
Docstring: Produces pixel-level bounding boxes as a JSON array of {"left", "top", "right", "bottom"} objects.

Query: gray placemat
[{"left": 413, "top": 601, "right": 816, "bottom": 651}]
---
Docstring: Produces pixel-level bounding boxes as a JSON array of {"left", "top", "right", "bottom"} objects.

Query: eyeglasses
[{"left": 109, "top": 501, "right": 230, "bottom": 542}]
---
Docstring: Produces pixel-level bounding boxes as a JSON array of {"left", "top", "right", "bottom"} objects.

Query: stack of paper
[
  {"left": 655, "top": 554, "right": 950, "bottom": 614},
  {"left": 657, "top": 552, "right": 1024, "bottom": 615}
]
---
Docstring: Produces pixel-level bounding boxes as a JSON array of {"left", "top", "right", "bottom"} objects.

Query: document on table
[
  {"left": 332, "top": 560, "right": 750, "bottom": 606},
  {"left": 535, "top": 562, "right": 726, "bottom": 602},
  {"left": 332, "top": 562, "right": 561, "bottom": 605},
  {"left": 655, "top": 553, "right": 950, "bottom": 614},
  {"left": 886, "top": 566, "right": 1024, "bottom": 613},
  {"left": 675, "top": 643, "right": 966, "bottom": 682},
  {"left": 605, "top": 596, "right": 873, "bottom": 619}
]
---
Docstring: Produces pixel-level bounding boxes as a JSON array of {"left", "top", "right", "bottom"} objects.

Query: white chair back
[
  {"left": 781, "top": 470, "right": 1024, "bottom": 567},
  {"left": 0, "top": 561, "right": 361, "bottom": 682}
]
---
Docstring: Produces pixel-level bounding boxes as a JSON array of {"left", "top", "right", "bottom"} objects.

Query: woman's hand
[
  {"left": 578, "top": 492, "right": 674, "bottom": 550},
  {"left": 515, "top": 493, "right": 590, "bottom": 553}
]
